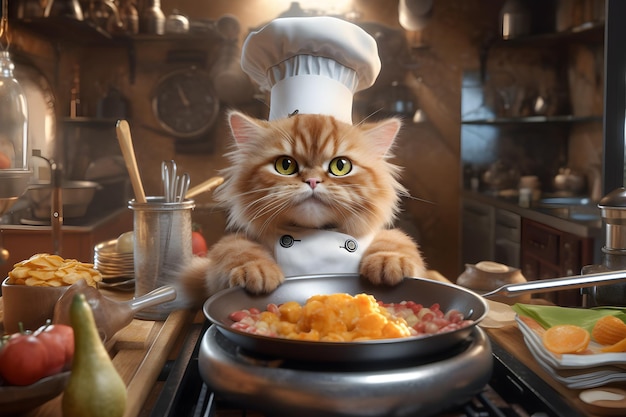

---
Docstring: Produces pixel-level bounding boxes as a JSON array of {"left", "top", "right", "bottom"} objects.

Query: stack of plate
[
  {"left": 516, "top": 316, "right": 626, "bottom": 389},
  {"left": 94, "top": 239, "right": 134, "bottom": 280}
]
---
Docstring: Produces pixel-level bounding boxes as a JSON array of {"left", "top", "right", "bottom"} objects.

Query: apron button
[
  {"left": 343, "top": 239, "right": 358, "bottom": 252},
  {"left": 280, "top": 235, "right": 295, "bottom": 248}
]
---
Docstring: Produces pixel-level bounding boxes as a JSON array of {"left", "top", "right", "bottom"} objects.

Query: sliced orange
[
  {"left": 600, "top": 336, "right": 626, "bottom": 353},
  {"left": 592, "top": 315, "right": 626, "bottom": 346},
  {"left": 542, "top": 324, "right": 590, "bottom": 354}
]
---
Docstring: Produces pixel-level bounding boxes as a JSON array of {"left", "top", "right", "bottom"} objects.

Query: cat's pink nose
[{"left": 305, "top": 178, "right": 321, "bottom": 189}]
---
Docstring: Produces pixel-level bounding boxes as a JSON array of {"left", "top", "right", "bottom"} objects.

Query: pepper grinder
[
  {"left": 581, "top": 187, "right": 626, "bottom": 306},
  {"left": 139, "top": 0, "right": 164, "bottom": 35}
]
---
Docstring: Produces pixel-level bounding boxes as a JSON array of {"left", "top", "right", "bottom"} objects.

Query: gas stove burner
[{"left": 199, "top": 325, "right": 493, "bottom": 417}]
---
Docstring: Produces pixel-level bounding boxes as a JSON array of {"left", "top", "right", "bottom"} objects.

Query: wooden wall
[{"left": 10, "top": 0, "right": 592, "bottom": 281}]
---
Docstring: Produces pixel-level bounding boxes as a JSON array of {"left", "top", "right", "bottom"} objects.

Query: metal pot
[
  {"left": 553, "top": 167, "right": 586, "bottom": 194},
  {"left": 26, "top": 180, "right": 99, "bottom": 219},
  {"left": 584, "top": 187, "right": 626, "bottom": 306}
]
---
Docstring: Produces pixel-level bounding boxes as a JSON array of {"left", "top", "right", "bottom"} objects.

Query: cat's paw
[
  {"left": 360, "top": 252, "right": 425, "bottom": 286},
  {"left": 228, "top": 259, "right": 284, "bottom": 293}
]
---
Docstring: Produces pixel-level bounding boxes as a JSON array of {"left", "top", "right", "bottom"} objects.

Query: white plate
[
  {"left": 517, "top": 316, "right": 626, "bottom": 389},
  {"left": 516, "top": 316, "right": 626, "bottom": 369}
]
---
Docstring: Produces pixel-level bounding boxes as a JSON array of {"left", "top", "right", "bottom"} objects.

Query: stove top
[{"left": 151, "top": 322, "right": 589, "bottom": 417}]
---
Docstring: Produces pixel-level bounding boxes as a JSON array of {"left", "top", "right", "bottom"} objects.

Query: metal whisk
[{"left": 161, "top": 160, "right": 190, "bottom": 202}]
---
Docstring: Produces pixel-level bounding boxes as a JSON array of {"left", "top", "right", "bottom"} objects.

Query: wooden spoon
[
  {"left": 116, "top": 120, "right": 146, "bottom": 203},
  {"left": 186, "top": 176, "right": 224, "bottom": 199},
  {"left": 579, "top": 387, "right": 626, "bottom": 416}
]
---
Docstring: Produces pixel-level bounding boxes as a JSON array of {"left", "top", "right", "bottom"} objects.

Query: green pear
[{"left": 62, "top": 293, "right": 127, "bottom": 417}]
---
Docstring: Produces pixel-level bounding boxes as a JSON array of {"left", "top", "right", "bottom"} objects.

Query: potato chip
[
  {"left": 29, "top": 270, "right": 57, "bottom": 280},
  {"left": 6, "top": 253, "right": 103, "bottom": 288},
  {"left": 9, "top": 266, "right": 31, "bottom": 280},
  {"left": 25, "top": 277, "right": 46, "bottom": 286}
]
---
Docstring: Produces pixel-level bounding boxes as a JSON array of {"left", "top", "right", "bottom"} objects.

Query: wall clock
[{"left": 151, "top": 67, "right": 220, "bottom": 139}]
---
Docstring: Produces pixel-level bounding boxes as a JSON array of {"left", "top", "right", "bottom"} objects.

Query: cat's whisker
[
  {"left": 247, "top": 193, "right": 292, "bottom": 222},
  {"left": 401, "top": 193, "right": 435, "bottom": 205},
  {"left": 354, "top": 108, "right": 384, "bottom": 126},
  {"left": 254, "top": 199, "right": 293, "bottom": 235}
]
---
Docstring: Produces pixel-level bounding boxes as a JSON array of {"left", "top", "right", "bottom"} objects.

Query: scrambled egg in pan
[{"left": 232, "top": 293, "right": 413, "bottom": 342}]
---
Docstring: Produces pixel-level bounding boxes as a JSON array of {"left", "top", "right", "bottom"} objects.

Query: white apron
[{"left": 274, "top": 227, "right": 374, "bottom": 277}]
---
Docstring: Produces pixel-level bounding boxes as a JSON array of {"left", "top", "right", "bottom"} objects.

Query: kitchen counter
[
  {"left": 0, "top": 279, "right": 609, "bottom": 417},
  {"left": 463, "top": 189, "right": 603, "bottom": 239},
  {"left": 486, "top": 325, "right": 607, "bottom": 417},
  {"left": 0, "top": 290, "right": 199, "bottom": 417}
]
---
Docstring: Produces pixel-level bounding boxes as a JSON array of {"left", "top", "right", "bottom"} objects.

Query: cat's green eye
[
  {"left": 329, "top": 157, "right": 352, "bottom": 176},
  {"left": 275, "top": 156, "right": 298, "bottom": 175}
]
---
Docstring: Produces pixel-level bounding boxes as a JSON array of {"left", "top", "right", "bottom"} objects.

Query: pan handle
[{"left": 481, "top": 269, "right": 626, "bottom": 299}]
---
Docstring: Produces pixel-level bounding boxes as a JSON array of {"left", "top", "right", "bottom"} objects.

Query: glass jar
[
  {"left": 0, "top": 50, "right": 31, "bottom": 213},
  {"left": 0, "top": 50, "right": 28, "bottom": 172}
]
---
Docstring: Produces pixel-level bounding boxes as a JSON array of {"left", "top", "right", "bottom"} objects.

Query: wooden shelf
[
  {"left": 492, "top": 21, "right": 605, "bottom": 48},
  {"left": 462, "top": 115, "right": 602, "bottom": 125}
]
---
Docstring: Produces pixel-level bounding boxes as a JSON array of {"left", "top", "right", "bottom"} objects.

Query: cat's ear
[
  {"left": 228, "top": 110, "right": 263, "bottom": 146},
  {"left": 362, "top": 117, "right": 402, "bottom": 157}
]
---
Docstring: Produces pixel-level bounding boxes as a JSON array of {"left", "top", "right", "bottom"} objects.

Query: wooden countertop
[
  {"left": 486, "top": 324, "right": 604, "bottom": 417},
  {"left": 0, "top": 291, "right": 198, "bottom": 417},
  {"left": 463, "top": 189, "right": 603, "bottom": 239},
  {"left": 425, "top": 270, "right": 607, "bottom": 416},
  {"left": 0, "top": 274, "right": 616, "bottom": 417}
]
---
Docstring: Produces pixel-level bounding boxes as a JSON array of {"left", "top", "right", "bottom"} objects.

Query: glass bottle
[
  {"left": 0, "top": 50, "right": 28, "bottom": 172},
  {"left": 139, "top": 0, "right": 164, "bottom": 35},
  {"left": 0, "top": 50, "right": 31, "bottom": 217}
]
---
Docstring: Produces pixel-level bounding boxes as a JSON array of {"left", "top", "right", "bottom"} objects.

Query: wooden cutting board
[{"left": 0, "top": 296, "right": 195, "bottom": 417}]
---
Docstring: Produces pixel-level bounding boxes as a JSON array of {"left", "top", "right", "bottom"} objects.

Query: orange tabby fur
[{"left": 179, "top": 111, "right": 427, "bottom": 307}]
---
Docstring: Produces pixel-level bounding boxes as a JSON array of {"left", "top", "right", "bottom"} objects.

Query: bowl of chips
[{"left": 2, "top": 253, "right": 102, "bottom": 334}]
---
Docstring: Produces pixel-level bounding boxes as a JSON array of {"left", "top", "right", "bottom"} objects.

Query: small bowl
[
  {"left": 457, "top": 261, "right": 531, "bottom": 305},
  {"left": 2, "top": 277, "right": 69, "bottom": 334},
  {"left": 0, "top": 371, "right": 70, "bottom": 415}
]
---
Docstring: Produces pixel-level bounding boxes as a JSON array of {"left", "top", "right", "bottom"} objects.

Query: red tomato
[
  {"left": 46, "top": 324, "right": 74, "bottom": 365},
  {"left": 35, "top": 323, "right": 75, "bottom": 374},
  {"left": 0, "top": 152, "right": 11, "bottom": 169},
  {"left": 0, "top": 334, "right": 49, "bottom": 385},
  {"left": 192, "top": 231, "right": 208, "bottom": 256}
]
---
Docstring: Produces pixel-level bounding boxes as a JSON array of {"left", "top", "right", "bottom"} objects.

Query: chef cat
[{"left": 180, "top": 16, "right": 433, "bottom": 306}]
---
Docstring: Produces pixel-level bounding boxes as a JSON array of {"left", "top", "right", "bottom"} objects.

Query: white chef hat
[{"left": 241, "top": 16, "right": 381, "bottom": 124}]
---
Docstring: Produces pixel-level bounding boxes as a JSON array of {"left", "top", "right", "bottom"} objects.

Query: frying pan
[{"left": 203, "top": 274, "right": 489, "bottom": 362}]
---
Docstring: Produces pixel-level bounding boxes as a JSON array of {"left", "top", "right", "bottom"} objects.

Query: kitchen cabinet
[
  {"left": 521, "top": 218, "right": 594, "bottom": 306},
  {"left": 462, "top": 199, "right": 494, "bottom": 265},
  {"left": 462, "top": 198, "right": 521, "bottom": 269},
  {"left": 494, "top": 207, "right": 521, "bottom": 267}
]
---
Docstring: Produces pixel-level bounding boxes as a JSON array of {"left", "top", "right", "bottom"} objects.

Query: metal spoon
[{"left": 178, "top": 172, "right": 190, "bottom": 202}]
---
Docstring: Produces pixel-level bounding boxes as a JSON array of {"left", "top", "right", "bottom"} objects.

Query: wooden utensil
[
  {"left": 116, "top": 120, "right": 146, "bottom": 203},
  {"left": 186, "top": 176, "right": 224, "bottom": 199}
]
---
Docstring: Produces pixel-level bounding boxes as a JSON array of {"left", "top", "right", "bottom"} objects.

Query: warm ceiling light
[{"left": 289, "top": 0, "right": 354, "bottom": 14}]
